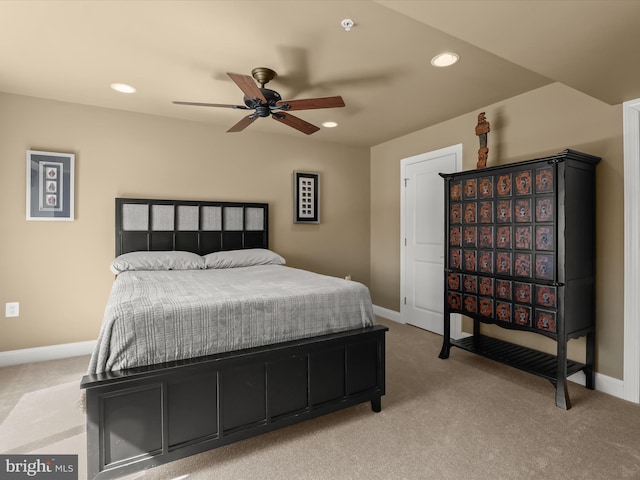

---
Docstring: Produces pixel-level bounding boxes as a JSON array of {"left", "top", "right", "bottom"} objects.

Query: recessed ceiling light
[
  {"left": 111, "top": 83, "right": 137, "bottom": 94},
  {"left": 430, "top": 52, "right": 460, "bottom": 68},
  {"left": 322, "top": 121, "right": 338, "bottom": 128}
]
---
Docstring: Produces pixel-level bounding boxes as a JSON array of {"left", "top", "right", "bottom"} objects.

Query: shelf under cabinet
[{"left": 450, "top": 335, "right": 586, "bottom": 382}]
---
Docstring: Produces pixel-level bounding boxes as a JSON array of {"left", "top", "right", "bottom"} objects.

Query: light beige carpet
[{"left": 1, "top": 318, "right": 640, "bottom": 480}]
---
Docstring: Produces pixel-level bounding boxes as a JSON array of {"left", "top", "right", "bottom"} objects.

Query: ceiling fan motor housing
[{"left": 243, "top": 88, "right": 282, "bottom": 116}]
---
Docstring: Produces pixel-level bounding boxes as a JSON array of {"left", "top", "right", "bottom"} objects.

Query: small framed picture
[
  {"left": 293, "top": 171, "right": 319, "bottom": 224},
  {"left": 26, "top": 150, "right": 75, "bottom": 221}
]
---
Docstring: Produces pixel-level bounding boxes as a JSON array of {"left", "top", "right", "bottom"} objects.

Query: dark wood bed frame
[{"left": 80, "top": 198, "right": 387, "bottom": 480}]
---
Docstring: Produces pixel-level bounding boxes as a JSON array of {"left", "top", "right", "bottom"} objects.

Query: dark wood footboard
[{"left": 81, "top": 325, "right": 387, "bottom": 480}]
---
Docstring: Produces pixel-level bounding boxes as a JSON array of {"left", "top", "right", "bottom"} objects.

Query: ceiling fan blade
[
  {"left": 227, "top": 73, "right": 267, "bottom": 103},
  {"left": 272, "top": 112, "right": 320, "bottom": 135},
  {"left": 276, "top": 96, "right": 345, "bottom": 111},
  {"left": 227, "top": 115, "right": 257, "bottom": 133},
  {"left": 173, "top": 101, "right": 249, "bottom": 109}
]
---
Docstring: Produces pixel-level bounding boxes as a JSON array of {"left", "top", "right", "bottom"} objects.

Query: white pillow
[
  {"left": 110, "top": 251, "right": 205, "bottom": 274},
  {"left": 203, "top": 248, "right": 285, "bottom": 269}
]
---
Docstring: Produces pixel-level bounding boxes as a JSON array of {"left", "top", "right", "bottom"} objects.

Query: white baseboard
[
  {"left": 0, "top": 340, "right": 96, "bottom": 368},
  {"left": 373, "top": 305, "right": 403, "bottom": 323},
  {"left": 372, "top": 304, "right": 625, "bottom": 401},
  {"left": 568, "top": 370, "right": 625, "bottom": 400}
]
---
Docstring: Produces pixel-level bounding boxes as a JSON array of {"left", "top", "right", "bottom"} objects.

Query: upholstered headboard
[{"left": 115, "top": 198, "right": 269, "bottom": 256}]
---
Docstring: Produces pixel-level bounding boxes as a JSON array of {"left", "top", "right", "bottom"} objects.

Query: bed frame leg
[{"left": 371, "top": 395, "right": 382, "bottom": 412}]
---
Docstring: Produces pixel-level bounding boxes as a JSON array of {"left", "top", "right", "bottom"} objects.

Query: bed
[{"left": 80, "top": 198, "right": 387, "bottom": 480}]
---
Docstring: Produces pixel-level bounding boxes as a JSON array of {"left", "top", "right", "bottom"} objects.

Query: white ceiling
[{"left": 1, "top": 0, "right": 639, "bottom": 148}]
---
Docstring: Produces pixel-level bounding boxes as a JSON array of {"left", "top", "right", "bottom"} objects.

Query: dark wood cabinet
[{"left": 438, "top": 149, "right": 600, "bottom": 409}]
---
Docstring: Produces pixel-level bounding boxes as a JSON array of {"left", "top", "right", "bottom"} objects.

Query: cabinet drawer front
[
  {"left": 479, "top": 201, "right": 493, "bottom": 223},
  {"left": 535, "top": 166, "right": 554, "bottom": 193},
  {"left": 496, "top": 280, "right": 512, "bottom": 300},
  {"left": 496, "top": 173, "right": 512, "bottom": 196},
  {"left": 463, "top": 179, "right": 477, "bottom": 199},
  {"left": 535, "top": 309, "right": 557, "bottom": 333},
  {"left": 447, "top": 273, "right": 461, "bottom": 291},
  {"left": 450, "top": 203, "right": 462, "bottom": 224},
  {"left": 463, "top": 274, "right": 478, "bottom": 293},
  {"left": 535, "top": 286, "right": 557, "bottom": 308},
  {"left": 464, "top": 202, "right": 477, "bottom": 223},
  {"left": 463, "top": 295, "right": 477, "bottom": 314},
  {"left": 515, "top": 226, "right": 532, "bottom": 250},
  {"left": 479, "top": 298, "right": 494, "bottom": 317},
  {"left": 478, "top": 176, "right": 493, "bottom": 198},
  {"left": 496, "top": 200, "right": 512, "bottom": 223},
  {"left": 450, "top": 181, "right": 462, "bottom": 201},
  {"left": 515, "top": 170, "right": 533, "bottom": 195},
  {"left": 448, "top": 292, "right": 462, "bottom": 311},
  {"left": 450, "top": 226, "right": 462, "bottom": 246},
  {"left": 496, "top": 302, "right": 512, "bottom": 323},
  {"left": 478, "top": 276, "right": 494, "bottom": 296},
  {"left": 463, "top": 226, "right": 477, "bottom": 247},
  {"left": 514, "top": 282, "right": 532, "bottom": 304},
  {"left": 514, "top": 305, "right": 532, "bottom": 327},
  {"left": 535, "top": 254, "right": 555, "bottom": 280},
  {"left": 496, "top": 226, "right": 512, "bottom": 249},
  {"left": 514, "top": 198, "right": 532, "bottom": 222},
  {"left": 535, "top": 197, "right": 554, "bottom": 222},
  {"left": 496, "top": 252, "right": 512, "bottom": 275},
  {"left": 535, "top": 226, "right": 554, "bottom": 251},
  {"left": 463, "top": 250, "right": 477, "bottom": 272}
]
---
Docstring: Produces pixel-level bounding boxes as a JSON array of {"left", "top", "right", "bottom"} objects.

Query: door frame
[
  {"left": 623, "top": 98, "right": 640, "bottom": 404},
  {"left": 400, "top": 143, "right": 463, "bottom": 339}
]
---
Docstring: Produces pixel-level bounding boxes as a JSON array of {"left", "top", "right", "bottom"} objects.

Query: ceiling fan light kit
[{"left": 173, "top": 68, "right": 345, "bottom": 135}]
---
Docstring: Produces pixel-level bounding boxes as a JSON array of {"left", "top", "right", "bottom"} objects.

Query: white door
[{"left": 401, "top": 144, "right": 462, "bottom": 335}]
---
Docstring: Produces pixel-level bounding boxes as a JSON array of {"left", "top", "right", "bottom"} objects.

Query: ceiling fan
[{"left": 173, "top": 67, "right": 345, "bottom": 135}]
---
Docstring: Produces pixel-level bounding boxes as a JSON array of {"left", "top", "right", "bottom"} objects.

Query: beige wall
[
  {"left": 0, "top": 92, "right": 370, "bottom": 352},
  {"left": 370, "top": 83, "right": 624, "bottom": 379}
]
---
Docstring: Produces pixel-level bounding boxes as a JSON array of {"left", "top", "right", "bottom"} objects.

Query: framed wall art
[
  {"left": 26, "top": 150, "right": 75, "bottom": 221},
  {"left": 293, "top": 171, "right": 320, "bottom": 224}
]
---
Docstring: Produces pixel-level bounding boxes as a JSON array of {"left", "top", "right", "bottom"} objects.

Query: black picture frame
[
  {"left": 26, "top": 150, "right": 75, "bottom": 221},
  {"left": 293, "top": 171, "right": 320, "bottom": 224}
]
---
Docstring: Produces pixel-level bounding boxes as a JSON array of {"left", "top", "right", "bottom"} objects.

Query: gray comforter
[{"left": 88, "top": 265, "right": 375, "bottom": 374}]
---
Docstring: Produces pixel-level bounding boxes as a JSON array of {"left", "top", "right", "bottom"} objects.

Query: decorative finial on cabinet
[{"left": 475, "top": 112, "right": 490, "bottom": 168}]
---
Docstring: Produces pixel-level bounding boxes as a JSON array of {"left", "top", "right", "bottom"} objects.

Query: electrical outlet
[{"left": 5, "top": 302, "right": 19, "bottom": 318}]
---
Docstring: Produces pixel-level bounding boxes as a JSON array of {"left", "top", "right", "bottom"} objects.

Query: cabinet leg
[
  {"left": 585, "top": 330, "right": 596, "bottom": 390},
  {"left": 371, "top": 396, "right": 382, "bottom": 413},
  {"left": 439, "top": 311, "right": 451, "bottom": 359},
  {"left": 584, "top": 367, "right": 595, "bottom": 391},
  {"left": 555, "top": 380, "right": 571, "bottom": 410},
  {"left": 555, "top": 332, "right": 571, "bottom": 409},
  {"left": 439, "top": 339, "right": 451, "bottom": 359}
]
